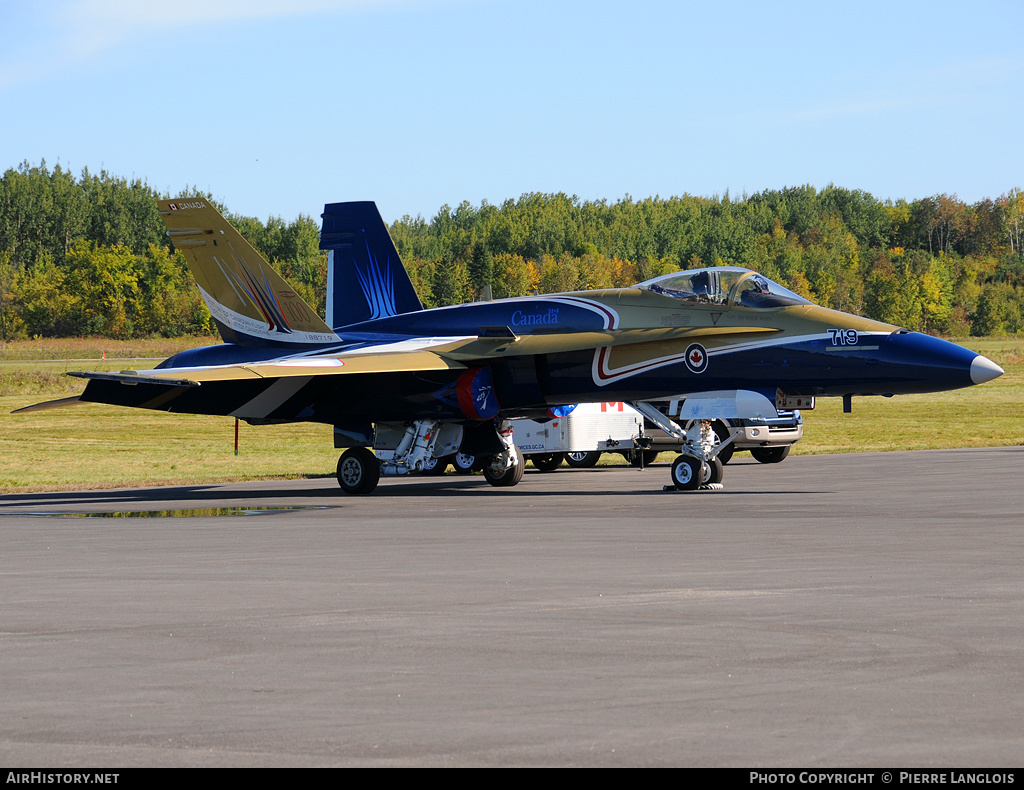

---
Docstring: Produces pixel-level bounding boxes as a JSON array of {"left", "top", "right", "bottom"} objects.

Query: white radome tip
[{"left": 970, "top": 356, "right": 1004, "bottom": 385}]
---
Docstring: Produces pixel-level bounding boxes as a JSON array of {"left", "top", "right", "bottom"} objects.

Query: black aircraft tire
[
  {"left": 452, "top": 453, "right": 476, "bottom": 474},
  {"left": 750, "top": 446, "right": 791, "bottom": 464},
  {"left": 670, "top": 455, "right": 702, "bottom": 491},
  {"left": 531, "top": 452, "right": 565, "bottom": 472},
  {"left": 483, "top": 446, "right": 525, "bottom": 488},
  {"left": 565, "top": 451, "right": 601, "bottom": 468},
  {"left": 337, "top": 447, "right": 380, "bottom": 495},
  {"left": 703, "top": 456, "right": 724, "bottom": 485}
]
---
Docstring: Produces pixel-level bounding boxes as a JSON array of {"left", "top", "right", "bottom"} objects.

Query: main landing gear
[
  {"left": 480, "top": 422, "right": 524, "bottom": 487},
  {"left": 335, "top": 418, "right": 524, "bottom": 495},
  {"left": 336, "top": 447, "right": 380, "bottom": 495}
]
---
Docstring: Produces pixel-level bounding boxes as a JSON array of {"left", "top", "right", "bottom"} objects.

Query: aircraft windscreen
[{"left": 640, "top": 267, "right": 810, "bottom": 308}]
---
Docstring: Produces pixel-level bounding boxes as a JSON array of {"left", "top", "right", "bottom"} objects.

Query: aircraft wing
[
  {"left": 14, "top": 341, "right": 470, "bottom": 414},
  {"left": 14, "top": 324, "right": 783, "bottom": 416},
  {"left": 64, "top": 346, "right": 469, "bottom": 387},
  {"left": 57, "top": 325, "right": 781, "bottom": 388}
]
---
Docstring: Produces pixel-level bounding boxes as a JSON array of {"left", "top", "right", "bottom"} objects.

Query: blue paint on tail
[{"left": 320, "top": 202, "right": 423, "bottom": 329}]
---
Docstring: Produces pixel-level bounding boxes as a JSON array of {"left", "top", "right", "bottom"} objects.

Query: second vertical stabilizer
[
  {"left": 159, "top": 199, "right": 337, "bottom": 347},
  {"left": 320, "top": 202, "right": 423, "bottom": 329}
]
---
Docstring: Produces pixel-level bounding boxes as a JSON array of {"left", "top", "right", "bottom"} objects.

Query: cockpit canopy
[{"left": 638, "top": 267, "right": 810, "bottom": 309}]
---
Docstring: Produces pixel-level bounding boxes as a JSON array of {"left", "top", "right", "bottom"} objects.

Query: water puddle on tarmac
[{"left": 0, "top": 506, "right": 333, "bottom": 518}]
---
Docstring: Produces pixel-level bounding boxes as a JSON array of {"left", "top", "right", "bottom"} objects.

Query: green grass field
[{"left": 1, "top": 336, "right": 1021, "bottom": 493}]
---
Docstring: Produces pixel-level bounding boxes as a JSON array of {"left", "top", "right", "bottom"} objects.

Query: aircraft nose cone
[
  {"left": 971, "top": 355, "right": 1004, "bottom": 385},
  {"left": 875, "top": 331, "right": 1001, "bottom": 395}
]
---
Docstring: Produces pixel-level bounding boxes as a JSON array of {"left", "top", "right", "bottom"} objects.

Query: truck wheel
[
  {"left": 750, "top": 446, "right": 790, "bottom": 464},
  {"left": 712, "top": 422, "right": 734, "bottom": 465}
]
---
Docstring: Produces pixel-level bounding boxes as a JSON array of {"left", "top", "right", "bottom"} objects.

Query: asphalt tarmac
[{"left": 2, "top": 447, "right": 1023, "bottom": 767}]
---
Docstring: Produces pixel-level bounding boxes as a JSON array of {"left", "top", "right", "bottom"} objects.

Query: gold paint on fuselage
[{"left": 551, "top": 287, "right": 898, "bottom": 372}]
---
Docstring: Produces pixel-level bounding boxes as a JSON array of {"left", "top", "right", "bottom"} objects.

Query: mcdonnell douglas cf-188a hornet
[{"left": 18, "top": 199, "right": 1004, "bottom": 494}]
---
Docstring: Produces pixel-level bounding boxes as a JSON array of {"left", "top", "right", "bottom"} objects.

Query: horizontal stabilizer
[{"left": 11, "top": 395, "right": 84, "bottom": 414}]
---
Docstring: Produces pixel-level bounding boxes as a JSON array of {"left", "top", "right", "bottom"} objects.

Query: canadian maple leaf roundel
[{"left": 684, "top": 342, "right": 709, "bottom": 374}]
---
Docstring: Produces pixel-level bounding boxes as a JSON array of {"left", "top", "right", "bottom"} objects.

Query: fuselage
[{"left": 125, "top": 267, "right": 1001, "bottom": 426}]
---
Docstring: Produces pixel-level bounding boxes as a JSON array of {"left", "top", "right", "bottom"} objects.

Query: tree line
[
  {"left": 392, "top": 188, "right": 1024, "bottom": 337},
  {"left": 0, "top": 161, "right": 325, "bottom": 339},
  {"left": 2, "top": 160, "right": 1022, "bottom": 340}
]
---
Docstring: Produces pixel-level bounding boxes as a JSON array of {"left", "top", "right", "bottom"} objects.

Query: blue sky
[{"left": 1, "top": 0, "right": 1021, "bottom": 224}]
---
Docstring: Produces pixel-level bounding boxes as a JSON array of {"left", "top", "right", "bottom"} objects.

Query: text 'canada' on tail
[
  {"left": 159, "top": 199, "right": 337, "bottom": 347},
  {"left": 319, "top": 201, "right": 422, "bottom": 329}
]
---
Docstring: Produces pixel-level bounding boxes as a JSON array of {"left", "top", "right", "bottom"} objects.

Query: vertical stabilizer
[
  {"left": 159, "top": 199, "right": 337, "bottom": 347},
  {"left": 320, "top": 202, "right": 423, "bottom": 329}
]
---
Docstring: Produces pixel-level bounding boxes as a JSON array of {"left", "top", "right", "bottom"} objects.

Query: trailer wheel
[
  {"left": 422, "top": 455, "right": 450, "bottom": 475},
  {"left": 452, "top": 452, "right": 476, "bottom": 474},
  {"left": 531, "top": 453, "right": 565, "bottom": 472},
  {"left": 628, "top": 450, "right": 660, "bottom": 467},
  {"left": 565, "top": 451, "right": 601, "bottom": 468}
]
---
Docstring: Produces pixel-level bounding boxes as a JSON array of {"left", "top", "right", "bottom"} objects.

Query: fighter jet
[{"left": 18, "top": 199, "right": 1004, "bottom": 494}]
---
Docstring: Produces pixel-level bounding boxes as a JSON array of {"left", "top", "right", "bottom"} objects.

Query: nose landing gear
[
  {"left": 669, "top": 452, "right": 724, "bottom": 491},
  {"left": 629, "top": 402, "right": 735, "bottom": 492}
]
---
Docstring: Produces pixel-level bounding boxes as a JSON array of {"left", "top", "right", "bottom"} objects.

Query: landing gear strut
[
  {"left": 482, "top": 421, "right": 524, "bottom": 488},
  {"left": 629, "top": 403, "right": 736, "bottom": 492},
  {"left": 668, "top": 419, "right": 727, "bottom": 491},
  {"left": 335, "top": 418, "right": 526, "bottom": 495}
]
